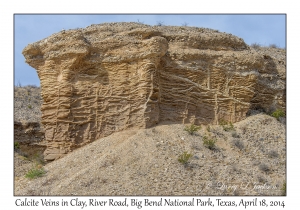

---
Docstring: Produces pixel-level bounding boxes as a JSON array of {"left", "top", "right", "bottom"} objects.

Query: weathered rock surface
[{"left": 22, "top": 22, "right": 286, "bottom": 161}]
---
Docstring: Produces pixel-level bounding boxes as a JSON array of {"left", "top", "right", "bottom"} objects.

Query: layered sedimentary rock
[{"left": 22, "top": 22, "right": 286, "bottom": 160}]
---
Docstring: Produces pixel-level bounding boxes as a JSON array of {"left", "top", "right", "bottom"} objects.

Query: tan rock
[{"left": 22, "top": 23, "right": 285, "bottom": 160}]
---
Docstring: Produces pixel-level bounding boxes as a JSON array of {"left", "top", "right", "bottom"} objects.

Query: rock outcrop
[{"left": 22, "top": 22, "right": 286, "bottom": 161}]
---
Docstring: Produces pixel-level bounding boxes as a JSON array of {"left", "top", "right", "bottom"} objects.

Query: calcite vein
[{"left": 22, "top": 23, "right": 286, "bottom": 160}]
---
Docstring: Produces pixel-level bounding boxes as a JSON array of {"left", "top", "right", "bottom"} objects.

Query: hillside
[
  {"left": 14, "top": 85, "right": 42, "bottom": 123},
  {"left": 15, "top": 112, "right": 286, "bottom": 196}
]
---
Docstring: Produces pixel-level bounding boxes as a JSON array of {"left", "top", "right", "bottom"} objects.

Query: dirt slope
[{"left": 14, "top": 113, "right": 286, "bottom": 196}]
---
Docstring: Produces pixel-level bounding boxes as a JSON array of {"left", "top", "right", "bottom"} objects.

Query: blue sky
[{"left": 14, "top": 14, "right": 286, "bottom": 86}]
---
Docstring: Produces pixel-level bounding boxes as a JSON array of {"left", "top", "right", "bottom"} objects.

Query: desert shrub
[
  {"left": 259, "top": 163, "right": 270, "bottom": 173},
  {"left": 271, "top": 109, "right": 285, "bottom": 120},
  {"left": 251, "top": 43, "right": 261, "bottom": 49},
  {"left": 269, "top": 44, "right": 278, "bottom": 48},
  {"left": 257, "top": 174, "right": 267, "bottom": 183},
  {"left": 203, "top": 136, "right": 217, "bottom": 150},
  {"left": 14, "top": 142, "right": 20, "bottom": 150},
  {"left": 16, "top": 81, "right": 22, "bottom": 87},
  {"left": 219, "top": 119, "right": 227, "bottom": 126},
  {"left": 225, "top": 122, "right": 235, "bottom": 131},
  {"left": 233, "top": 139, "right": 244, "bottom": 150},
  {"left": 232, "top": 131, "right": 240, "bottom": 138},
  {"left": 27, "top": 84, "right": 38, "bottom": 88},
  {"left": 32, "top": 153, "right": 46, "bottom": 165},
  {"left": 206, "top": 125, "right": 211, "bottom": 132},
  {"left": 181, "top": 22, "right": 188, "bottom": 26},
  {"left": 219, "top": 119, "right": 235, "bottom": 131},
  {"left": 178, "top": 152, "right": 193, "bottom": 165},
  {"left": 156, "top": 21, "right": 164, "bottom": 26},
  {"left": 268, "top": 150, "right": 279, "bottom": 158},
  {"left": 137, "top": 19, "right": 144, "bottom": 24},
  {"left": 184, "top": 124, "right": 201, "bottom": 135},
  {"left": 25, "top": 167, "right": 46, "bottom": 179}
]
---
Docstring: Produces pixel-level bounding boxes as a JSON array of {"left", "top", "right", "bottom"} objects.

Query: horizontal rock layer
[{"left": 22, "top": 22, "right": 286, "bottom": 160}]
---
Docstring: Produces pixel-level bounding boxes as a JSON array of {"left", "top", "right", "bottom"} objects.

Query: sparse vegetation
[
  {"left": 226, "top": 122, "right": 235, "bottom": 131},
  {"left": 14, "top": 142, "right": 20, "bottom": 150},
  {"left": 206, "top": 125, "right": 211, "bottom": 132},
  {"left": 184, "top": 124, "right": 201, "bottom": 135},
  {"left": 32, "top": 153, "right": 46, "bottom": 165},
  {"left": 271, "top": 109, "right": 285, "bottom": 120},
  {"left": 156, "top": 21, "right": 164, "bottom": 26},
  {"left": 219, "top": 119, "right": 235, "bottom": 131},
  {"left": 281, "top": 181, "right": 286, "bottom": 196},
  {"left": 259, "top": 163, "right": 270, "bottom": 173},
  {"left": 269, "top": 44, "right": 278, "bottom": 48},
  {"left": 181, "top": 22, "right": 188, "bottom": 27},
  {"left": 25, "top": 167, "right": 46, "bottom": 179},
  {"left": 178, "top": 151, "right": 193, "bottom": 165},
  {"left": 203, "top": 135, "right": 217, "bottom": 150},
  {"left": 251, "top": 43, "right": 261, "bottom": 49},
  {"left": 257, "top": 174, "right": 267, "bottom": 183},
  {"left": 137, "top": 19, "right": 144, "bottom": 24},
  {"left": 268, "top": 150, "right": 279, "bottom": 158},
  {"left": 232, "top": 131, "right": 240, "bottom": 138},
  {"left": 233, "top": 139, "right": 244, "bottom": 150}
]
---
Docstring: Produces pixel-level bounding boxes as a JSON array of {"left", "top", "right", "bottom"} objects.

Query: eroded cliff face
[{"left": 22, "top": 22, "right": 286, "bottom": 161}]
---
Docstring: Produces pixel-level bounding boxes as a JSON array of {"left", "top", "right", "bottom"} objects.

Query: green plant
[
  {"left": 219, "top": 119, "right": 227, "bottom": 126},
  {"left": 14, "top": 142, "right": 20, "bottom": 150},
  {"left": 28, "top": 104, "right": 32, "bottom": 109},
  {"left": 184, "top": 124, "right": 201, "bottom": 135},
  {"left": 271, "top": 109, "right": 285, "bottom": 120},
  {"left": 206, "top": 125, "right": 211, "bottom": 132},
  {"left": 32, "top": 153, "right": 46, "bottom": 165},
  {"left": 178, "top": 151, "right": 193, "bottom": 165},
  {"left": 25, "top": 167, "right": 46, "bottom": 179},
  {"left": 219, "top": 119, "right": 235, "bottom": 131},
  {"left": 281, "top": 181, "right": 286, "bottom": 196},
  {"left": 203, "top": 136, "right": 217, "bottom": 150}
]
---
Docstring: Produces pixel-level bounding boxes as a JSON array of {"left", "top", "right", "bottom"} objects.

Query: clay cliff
[{"left": 22, "top": 22, "right": 286, "bottom": 161}]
